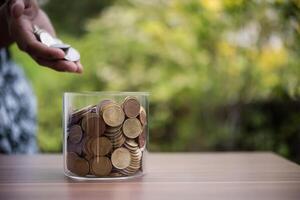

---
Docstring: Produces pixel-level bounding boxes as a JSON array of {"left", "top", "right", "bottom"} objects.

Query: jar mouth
[{"left": 64, "top": 91, "right": 150, "bottom": 96}]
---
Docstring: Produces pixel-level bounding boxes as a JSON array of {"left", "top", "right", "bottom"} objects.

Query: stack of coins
[
  {"left": 66, "top": 96, "right": 147, "bottom": 177},
  {"left": 33, "top": 25, "right": 80, "bottom": 62}
]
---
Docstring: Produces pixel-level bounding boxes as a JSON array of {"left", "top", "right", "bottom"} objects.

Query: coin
[
  {"left": 72, "top": 105, "right": 94, "bottom": 117},
  {"left": 81, "top": 113, "right": 105, "bottom": 137},
  {"left": 109, "top": 172, "right": 124, "bottom": 177},
  {"left": 68, "top": 125, "right": 83, "bottom": 144},
  {"left": 67, "top": 139, "right": 82, "bottom": 155},
  {"left": 91, "top": 137, "right": 112, "bottom": 156},
  {"left": 101, "top": 102, "right": 120, "bottom": 113},
  {"left": 88, "top": 159, "right": 95, "bottom": 175},
  {"left": 139, "top": 106, "right": 147, "bottom": 126},
  {"left": 123, "top": 97, "right": 140, "bottom": 118},
  {"left": 105, "top": 124, "right": 122, "bottom": 133},
  {"left": 122, "top": 118, "right": 142, "bottom": 139},
  {"left": 102, "top": 104, "right": 125, "bottom": 127},
  {"left": 111, "top": 147, "right": 131, "bottom": 169},
  {"left": 39, "top": 31, "right": 56, "bottom": 46},
  {"left": 50, "top": 43, "right": 71, "bottom": 50},
  {"left": 98, "top": 115, "right": 106, "bottom": 136},
  {"left": 110, "top": 132, "right": 126, "bottom": 149},
  {"left": 33, "top": 25, "right": 40, "bottom": 34},
  {"left": 82, "top": 136, "right": 94, "bottom": 158},
  {"left": 67, "top": 152, "right": 89, "bottom": 176},
  {"left": 97, "top": 99, "right": 115, "bottom": 114},
  {"left": 91, "top": 156, "right": 112, "bottom": 176},
  {"left": 138, "top": 128, "right": 146, "bottom": 149},
  {"left": 125, "top": 139, "right": 139, "bottom": 148},
  {"left": 104, "top": 129, "right": 126, "bottom": 149},
  {"left": 64, "top": 47, "right": 80, "bottom": 62},
  {"left": 53, "top": 38, "right": 63, "bottom": 44},
  {"left": 69, "top": 105, "right": 93, "bottom": 125},
  {"left": 81, "top": 113, "right": 97, "bottom": 131}
]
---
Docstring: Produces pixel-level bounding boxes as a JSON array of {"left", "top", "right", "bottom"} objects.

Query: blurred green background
[{"left": 10, "top": 0, "right": 300, "bottom": 163}]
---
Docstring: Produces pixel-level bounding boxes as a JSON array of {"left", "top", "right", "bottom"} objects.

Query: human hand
[{"left": 5, "top": 0, "right": 83, "bottom": 73}]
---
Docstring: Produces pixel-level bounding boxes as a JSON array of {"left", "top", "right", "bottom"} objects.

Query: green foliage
[
  {"left": 42, "top": 0, "right": 114, "bottom": 36},
  {"left": 11, "top": 0, "right": 300, "bottom": 162}
]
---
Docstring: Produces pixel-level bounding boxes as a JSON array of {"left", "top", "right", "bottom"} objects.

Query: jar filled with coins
[{"left": 63, "top": 92, "right": 149, "bottom": 180}]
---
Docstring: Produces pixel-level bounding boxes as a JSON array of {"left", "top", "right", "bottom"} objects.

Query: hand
[{"left": 5, "top": 0, "right": 83, "bottom": 73}]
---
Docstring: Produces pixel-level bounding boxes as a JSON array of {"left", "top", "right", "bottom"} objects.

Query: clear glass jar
[{"left": 63, "top": 92, "right": 149, "bottom": 180}]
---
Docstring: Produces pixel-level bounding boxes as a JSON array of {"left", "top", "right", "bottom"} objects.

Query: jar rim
[{"left": 64, "top": 91, "right": 150, "bottom": 96}]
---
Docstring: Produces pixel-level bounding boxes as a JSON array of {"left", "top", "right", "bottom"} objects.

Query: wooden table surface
[{"left": 0, "top": 152, "right": 299, "bottom": 200}]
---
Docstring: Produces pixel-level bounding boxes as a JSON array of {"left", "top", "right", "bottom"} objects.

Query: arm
[{"left": 0, "top": 2, "right": 14, "bottom": 47}]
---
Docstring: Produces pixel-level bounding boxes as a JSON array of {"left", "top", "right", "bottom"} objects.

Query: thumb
[{"left": 10, "top": 0, "right": 25, "bottom": 18}]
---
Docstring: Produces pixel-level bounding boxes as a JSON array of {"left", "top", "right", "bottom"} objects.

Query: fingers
[
  {"left": 10, "top": 0, "right": 25, "bottom": 18},
  {"left": 75, "top": 61, "right": 83, "bottom": 73},
  {"left": 10, "top": 17, "right": 65, "bottom": 60},
  {"left": 34, "top": 57, "right": 82, "bottom": 73},
  {"left": 25, "top": 40, "right": 66, "bottom": 59}
]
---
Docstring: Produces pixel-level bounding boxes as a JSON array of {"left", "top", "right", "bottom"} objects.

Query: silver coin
[
  {"left": 53, "top": 38, "right": 63, "bottom": 45},
  {"left": 50, "top": 43, "right": 71, "bottom": 50},
  {"left": 64, "top": 47, "right": 80, "bottom": 62},
  {"left": 39, "top": 32, "right": 56, "bottom": 46},
  {"left": 33, "top": 25, "right": 40, "bottom": 34}
]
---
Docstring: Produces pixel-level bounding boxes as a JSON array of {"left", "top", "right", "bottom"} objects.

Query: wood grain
[{"left": 0, "top": 152, "right": 299, "bottom": 200}]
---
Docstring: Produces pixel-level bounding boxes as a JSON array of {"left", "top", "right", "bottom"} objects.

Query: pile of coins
[
  {"left": 66, "top": 96, "right": 147, "bottom": 177},
  {"left": 33, "top": 25, "right": 80, "bottom": 62}
]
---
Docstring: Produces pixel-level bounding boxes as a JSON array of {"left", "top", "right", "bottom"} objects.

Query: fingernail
[
  {"left": 76, "top": 63, "right": 83, "bottom": 74},
  {"left": 11, "top": 4, "right": 24, "bottom": 18}
]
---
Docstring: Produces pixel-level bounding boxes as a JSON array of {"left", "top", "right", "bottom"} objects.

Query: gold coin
[
  {"left": 72, "top": 105, "right": 94, "bottom": 115},
  {"left": 139, "top": 106, "right": 147, "bottom": 126},
  {"left": 98, "top": 115, "right": 106, "bottom": 135},
  {"left": 122, "top": 118, "right": 142, "bottom": 139},
  {"left": 104, "top": 129, "right": 122, "bottom": 138},
  {"left": 84, "top": 153, "right": 94, "bottom": 162},
  {"left": 82, "top": 136, "right": 95, "bottom": 159},
  {"left": 68, "top": 125, "right": 83, "bottom": 144},
  {"left": 111, "top": 147, "right": 131, "bottom": 169},
  {"left": 67, "top": 152, "right": 89, "bottom": 176},
  {"left": 81, "top": 113, "right": 105, "bottom": 137},
  {"left": 81, "top": 113, "right": 96, "bottom": 131},
  {"left": 123, "top": 96, "right": 140, "bottom": 118},
  {"left": 125, "top": 139, "right": 138, "bottom": 148},
  {"left": 106, "top": 130, "right": 125, "bottom": 148},
  {"left": 128, "top": 150, "right": 142, "bottom": 161},
  {"left": 71, "top": 105, "right": 94, "bottom": 118},
  {"left": 120, "top": 167, "right": 140, "bottom": 176},
  {"left": 106, "top": 125, "right": 122, "bottom": 133},
  {"left": 67, "top": 138, "right": 83, "bottom": 155},
  {"left": 138, "top": 128, "right": 146, "bottom": 149},
  {"left": 102, "top": 104, "right": 125, "bottom": 127},
  {"left": 91, "top": 137, "right": 112, "bottom": 156},
  {"left": 111, "top": 134, "right": 126, "bottom": 149},
  {"left": 88, "top": 158, "right": 95, "bottom": 175},
  {"left": 69, "top": 105, "right": 93, "bottom": 125},
  {"left": 109, "top": 172, "right": 124, "bottom": 177},
  {"left": 97, "top": 99, "right": 115, "bottom": 114},
  {"left": 91, "top": 156, "right": 112, "bottom": 176},
  {"left": 101, "top": 102, "right": 120, "bottom": 114},
  {"left": 90, "top": 105, "right": 98, "bottom": 113}
]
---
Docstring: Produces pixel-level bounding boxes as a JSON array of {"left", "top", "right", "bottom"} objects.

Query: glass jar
[{"left": 63, "top": 92, "right": 149, "bottom": 180}]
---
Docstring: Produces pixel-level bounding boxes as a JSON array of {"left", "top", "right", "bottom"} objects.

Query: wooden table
[{"left": 0, "top": 153, "right": 299, "bottom": 200}]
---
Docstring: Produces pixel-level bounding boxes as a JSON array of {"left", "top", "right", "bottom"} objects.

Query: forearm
[{"left": 0, "top": 3, "right": 14, "bottom": 48}]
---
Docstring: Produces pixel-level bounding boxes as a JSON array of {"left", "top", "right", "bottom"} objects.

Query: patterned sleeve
[{"left": 0, "top": 48, "right": 38, "bottom": 154}]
